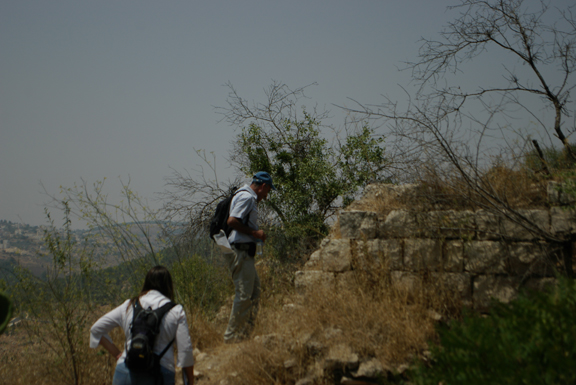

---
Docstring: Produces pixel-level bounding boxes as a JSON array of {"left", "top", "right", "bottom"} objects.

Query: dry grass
[
  {"left": 438, "top": 166, "right": 548, "bottom": 209},
  {"left": 0, "top": 251, "right": 466, "bottom": 385},
  {"left": 3, "top": 261, "right": 461, "bottom": 385},
  {"left": 348, "top": 165, "right": 549, "bottom": 219},
  {"left": 193, "top": 248, "right": 461, "bottom": 385},
  {"left": 0, "top": 324, "right": 116, "bottom": 385},
  {"left": 346, "top": 185, "right": 407, "bottom": 216}
]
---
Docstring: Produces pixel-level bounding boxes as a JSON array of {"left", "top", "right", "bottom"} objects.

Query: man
[{"left": 224, "top": 171, "right": 275, "bottom": 343}]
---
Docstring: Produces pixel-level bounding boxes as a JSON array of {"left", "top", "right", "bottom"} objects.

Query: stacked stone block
[{"left": 296, "top": 183, "right": 573, "bottom": 310}]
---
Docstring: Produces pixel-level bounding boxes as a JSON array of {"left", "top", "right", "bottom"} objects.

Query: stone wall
[{"left": 295, "top": 183, "right": 575, "bottom": 309}]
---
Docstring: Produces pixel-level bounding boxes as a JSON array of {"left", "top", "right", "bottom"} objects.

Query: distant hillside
[{"left": 0, "top": 219, "right": 174, "bottom": 279}]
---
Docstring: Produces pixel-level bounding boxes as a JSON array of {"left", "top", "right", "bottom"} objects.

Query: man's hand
[
  {"left": 251, "top": 229, "right": 266, "bottom": 241},
  {"left": 227, "top": 217, "right": 267, "bottom": 241}
]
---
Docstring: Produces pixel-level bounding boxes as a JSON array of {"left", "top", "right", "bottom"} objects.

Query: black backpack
[
  {"left": 209, "top": 188, "right": 242, "bottom": 241},
  {"left": 125, "top": 300, "right": 176, "bottom": 376}
]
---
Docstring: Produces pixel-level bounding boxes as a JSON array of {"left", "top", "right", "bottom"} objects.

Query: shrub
[
  {"left": 524, "top": 144, "right": 576, "bottom": 173},
  {"left": 411, "top": 278, "right": 576, "bottom": 385}
]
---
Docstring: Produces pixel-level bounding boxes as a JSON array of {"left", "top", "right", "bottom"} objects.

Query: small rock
[
  {"left": 396, "top": 364, "right": 409, "bottom": 374},
  {"left": 254, "top": 333, "right": 284, "bottom": 349},
  {"left": 284, "top": 359, "right": 298, "bottom": 369},
  {"left": 427, "top": 309, "right": 442, "bottom": 321},
  {"left": 353, "top": 358, "right": 385, "bottom": 378},
  {"left": 305, "top": 340, "right": 326, "bottom": 356},
  {"left": 283, "top": 303, "right": 300, "bottom": 312},
  {"left": 323, "top": 327, "right": 343, "bottom": 340},
  {"left": 325, "top": 344, "right": 359, "bottom": 371}
]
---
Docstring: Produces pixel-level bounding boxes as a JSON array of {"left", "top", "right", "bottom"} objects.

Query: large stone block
[
  {"left": 500, "top": 209, "right": 550, "bottom": 240},
  {"left": 304, "top": 250, "right": 322, "bottom": 271},
  {"left": 390, "top": 271, "right": 419, "bottom": 292},
  {"left": 380, "top": 210, "right": 418, "bottom": 238},
  {"left": 548, "top": 181, "right": 576, "bottom": 206},
  {"left": 320, "top": 239, "right": 352, "bottom": 272},
  {"left": 430, "top": 272, "right": 472, "bottom": 301},
  {"left": 523, "top": 277, "right": 557, "bottom": 292},
  {"left": 550, "top": 207, "right": 576, "bottom": 234},
  {"left": 473, "top": 275, "right": 521, "bottom": 310},
  {"left": 443, "top": 240, "right": 465, "bottom": 272},
  {"left": 477, "top": 209, "right": 550, "bottom": 240},
  {"left": 381, "top": 210, "right": 471, "bottom": 239},
  {"left": 339, "top": 210, "right": 379, "bottom": 239},
  {"left": 353, "top": 239, "right": 403, "bottom": 270},
  {"left": 427, "top": 210, "right": 476, "bottom": 239},
  {"left": 294, "top": 271, "right": 335, "bottom": 295},
  {"left": 404, "top": 239, "right": 443, "bottom": 271},
  {"left": 507, "top": 242, "right": 559, "bottom": 277},
  {"left": 464, "top": 241, "right": 507, "bottom": 274},
  {"left": 475, "top": 210, "right": 502, "bottom": 240},
  {"left": 335, "top": 271, "right": 357, "bottom": 291},
  {"left": 391, "top": 271, "right": 472, "bottom": 302}
]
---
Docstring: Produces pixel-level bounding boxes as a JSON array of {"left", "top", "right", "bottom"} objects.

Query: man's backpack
[
  {"left": 209, "top": 188, "right": 242, "bottom": 241},
  {"left": 125, "top": 300, "right": 176, "bottom": 376}
]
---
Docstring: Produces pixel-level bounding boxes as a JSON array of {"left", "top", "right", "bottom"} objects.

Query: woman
[{"left": 90, "top": 266, "right": 195, "bottom": 385}]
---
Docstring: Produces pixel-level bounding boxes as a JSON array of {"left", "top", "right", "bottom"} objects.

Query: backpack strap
[
  {"left": 158, "top": 338, "right": 175, "bottom": 359},
  {"left": 131, "top": 299, "right": 144, "bottom": 326},
  {"left": 153, "top": 301, "right": 177, "bottom": 320},
  {"left": 153, "top": 302, "right": 177, "bottom": 359}
]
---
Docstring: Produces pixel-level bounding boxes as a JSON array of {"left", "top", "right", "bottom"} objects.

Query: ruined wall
[{"left": 295, "top": 183, "right": 576, "bottom": 309}]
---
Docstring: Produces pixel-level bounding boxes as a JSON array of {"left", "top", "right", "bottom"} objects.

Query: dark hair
[{"left": 129, "top": 266, "right": 174, "bottom": 308}]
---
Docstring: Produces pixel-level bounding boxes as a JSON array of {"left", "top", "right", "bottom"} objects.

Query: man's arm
[{"left": 227, "top": 217, "right": 266, "bottom": 241}]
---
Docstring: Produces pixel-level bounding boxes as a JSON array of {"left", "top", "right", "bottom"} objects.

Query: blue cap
[{"left": 252, "top": 171, "right": 276, "bottom": 190}]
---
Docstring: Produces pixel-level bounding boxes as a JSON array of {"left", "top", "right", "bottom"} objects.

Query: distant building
[{"left": 0, "top": 240, "right": 8, "bottom": 249}]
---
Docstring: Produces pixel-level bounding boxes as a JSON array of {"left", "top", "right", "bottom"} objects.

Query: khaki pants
[{"left": 223, "top": 247, "right": 261, "bottom": 342}]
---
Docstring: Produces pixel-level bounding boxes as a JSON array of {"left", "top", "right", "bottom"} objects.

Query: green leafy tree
[
  {"left": 223, "top": 81, "right": 388, "bottom": 251},
  {"left": 163, "top": 82, "right": 388, "bottom": 256}
]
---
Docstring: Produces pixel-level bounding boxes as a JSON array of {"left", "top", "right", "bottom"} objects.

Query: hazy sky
[{"left": 1, "top": 1, "right": 571, "bottom": 228}]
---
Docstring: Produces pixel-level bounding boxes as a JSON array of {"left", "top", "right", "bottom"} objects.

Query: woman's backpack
[{"left": 125, "top": 300, "right": 176, "bottom": 378}]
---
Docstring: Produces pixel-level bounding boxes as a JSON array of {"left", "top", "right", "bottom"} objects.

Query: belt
[{"left": 231, "top": 242, "right": 255, "bottom": 251}]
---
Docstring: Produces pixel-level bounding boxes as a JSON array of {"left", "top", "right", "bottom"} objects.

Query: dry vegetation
[
  {"left": 1, "top": 165, "right": 560, "bottom": 384},
  {"left": 349, "top": 166, "right": 550, "bottom": 217},
  {"left": 1, "top": 242, "right": 458, "bottom": 385},
  {"left": 0, "top": 323, "right": 118, "bottom": 385},
  {"left": 187, "top": 259, "right": 455, "bottom": 385}
]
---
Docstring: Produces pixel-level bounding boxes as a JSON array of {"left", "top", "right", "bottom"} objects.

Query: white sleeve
[
  {"left": 89, "top": 299, "right": 130, "bottom": 349},
  {"left": 229, "top": 191, "right": 254, "bottom": 221},
  {"left": 175, "top": 306, "right": 195, "bottom": 368}
]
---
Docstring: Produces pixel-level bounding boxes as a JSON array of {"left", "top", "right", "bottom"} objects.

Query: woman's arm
[
  {"left": 183, "top": 366, "right": 194, "bottom": 385},
  {"left": 90, "top": 299, "right": 129, "bottom": 354},
  {"left": 98, "top": 336, "right": 122, "bottom": 360}
]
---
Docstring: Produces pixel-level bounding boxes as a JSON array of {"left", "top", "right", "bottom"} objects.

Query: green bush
[
  {"left": 411, "top": 279, "right": 576, "bottom": 385},
  {"left": 169, "top": 250, "right": 232, "bottom": 316}
]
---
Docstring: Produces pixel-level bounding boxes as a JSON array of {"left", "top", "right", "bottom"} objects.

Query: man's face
[{"left": 256, "top": 184, "right": 272, "bottom": 202}]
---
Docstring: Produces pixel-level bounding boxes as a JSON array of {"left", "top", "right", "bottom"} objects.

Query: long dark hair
[{"left": 129, "top": 265, "right": 174, "bottom": 308}]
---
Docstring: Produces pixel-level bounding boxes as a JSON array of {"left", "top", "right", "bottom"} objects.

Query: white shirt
[
  {"left": 227, "top": 184, "right": 258, "bottom": 244},
  {"left": 89, "top": 290, "right": 195, "bottom": 371}
]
